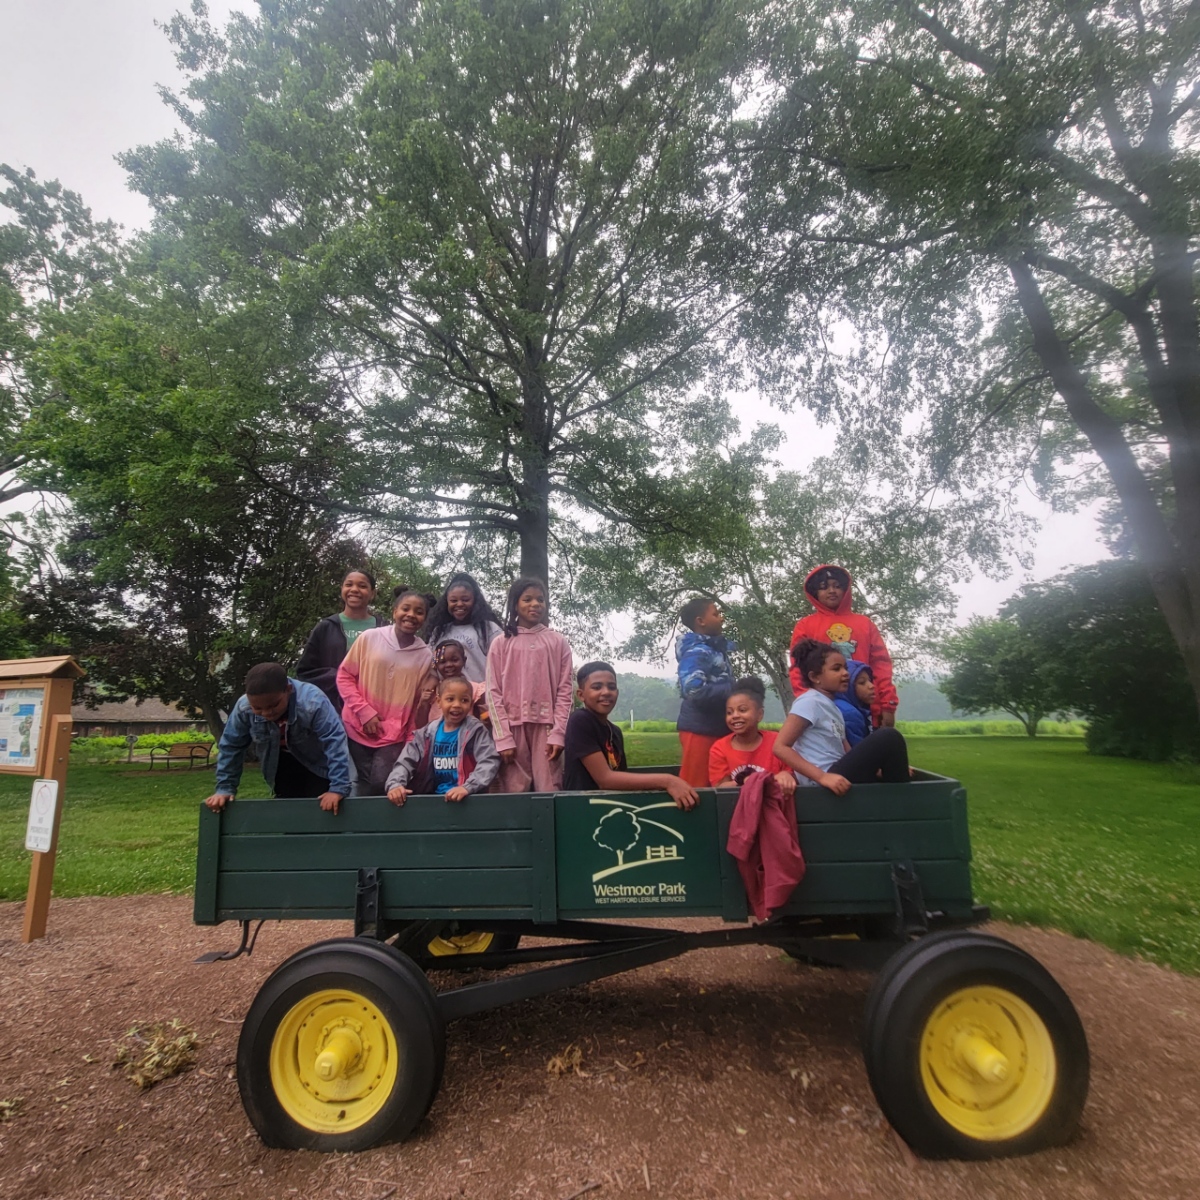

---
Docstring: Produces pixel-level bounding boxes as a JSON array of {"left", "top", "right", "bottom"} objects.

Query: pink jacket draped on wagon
[{"left": 726, "top": 769, "right": 806, "bottom": 922}]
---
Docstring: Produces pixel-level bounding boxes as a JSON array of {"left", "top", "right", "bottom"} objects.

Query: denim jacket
[{"left": 215, "top": 678, "right": 352, "bottom": 796}]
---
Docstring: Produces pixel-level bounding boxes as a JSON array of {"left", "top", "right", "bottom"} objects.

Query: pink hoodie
[
  {"left": 336, "top": 626, "right": 435, "bottom": 747},
  {"left": 484, "top": 624, "right": 575, "bottom": 753}
]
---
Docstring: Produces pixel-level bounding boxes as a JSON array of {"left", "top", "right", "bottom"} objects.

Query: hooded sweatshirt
[
  {"left": 788, "top": 565, "right": 898, "bottom": 715},
  {"left": 834, "top": 659, "right": 874, "bottom": 746},
  {"left": 336, "top": 626, "right": 435, "bottom": 748},
  {"left": 675, "top": 629, "right": 735, "bottom": 738}
]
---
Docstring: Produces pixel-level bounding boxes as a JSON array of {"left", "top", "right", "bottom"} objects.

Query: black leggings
[
  {"left": 828, "top": 727, "right": 909, "bottom": 784},
  {"left": 273, "top": 750, "right": 329, "bottom": 798}
]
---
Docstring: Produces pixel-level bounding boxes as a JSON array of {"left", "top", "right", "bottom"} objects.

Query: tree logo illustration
[{"left": 593, "top": 808, "right": 641, "bottom": 866}]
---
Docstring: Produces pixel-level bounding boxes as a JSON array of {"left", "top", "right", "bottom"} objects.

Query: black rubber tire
[
  {"left": 237, "top": 939, "right": 445, "bottom": 1151},
  {"left": 862, "top": 931, "right": 1089, "bottom": 1159}
]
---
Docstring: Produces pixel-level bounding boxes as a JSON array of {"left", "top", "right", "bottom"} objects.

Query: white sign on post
[{"left": 25, "top": 778, "right": 59, "bottom": 853}]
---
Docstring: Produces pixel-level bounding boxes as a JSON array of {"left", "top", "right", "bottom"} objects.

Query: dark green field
[{"left": 2, "top": 737, "right": 1198, "bottom": 973}]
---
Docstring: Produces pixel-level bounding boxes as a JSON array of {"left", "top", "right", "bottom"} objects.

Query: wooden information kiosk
[{"left": 0, "top": 656, "right": 85, "bottom": 942}]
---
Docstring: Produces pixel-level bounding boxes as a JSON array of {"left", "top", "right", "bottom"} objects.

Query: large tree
[
  {"left": 120, "top": 0, "right": 759, "bottom": 583},
  {"left": 22, "top": 237, "right": 367, "bottom": 735},
  {"left": 749, "top": 0, "right": 1200, "bottom": 714}
]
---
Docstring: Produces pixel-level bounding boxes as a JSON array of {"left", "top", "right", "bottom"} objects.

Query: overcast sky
[{"left": 1, "top": 0, "right": 1111, "bottom": 668}]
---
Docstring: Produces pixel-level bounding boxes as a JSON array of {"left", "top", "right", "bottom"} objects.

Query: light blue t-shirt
[
  {"left": 789, "top": 691, "right": 847, "bottom": 785},
  {"left": 431, "top": 721, "right": 460, "bottom": 794}
]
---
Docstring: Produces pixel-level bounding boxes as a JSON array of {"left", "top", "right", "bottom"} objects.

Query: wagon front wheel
[
  {"left": 237, "top": 940, "right": 445, "bottom": 1151},
  {"left": 863, "top": 932, "right": 1089, "bottom": 1159}
]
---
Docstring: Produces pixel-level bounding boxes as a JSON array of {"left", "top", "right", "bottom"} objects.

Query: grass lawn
[
  {"left": 3, "top": 735, "right": 1198, "bottom": 975},
  {"left": 0, "top": 763, "right": 259, "bottom": 901}
]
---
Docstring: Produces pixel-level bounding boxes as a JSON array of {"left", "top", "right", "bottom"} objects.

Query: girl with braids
[
  {"left": 337, "top": 586, "right": 437, "bottom": 795},
  {"left": 425, "top": 573, "right": 504, "bottom": 684},
  {"left": 484, "top": 576, "right": 575, "bottom": 792},
  {"left": 773, "top": 638, "right": 910, "bottom": 794}
]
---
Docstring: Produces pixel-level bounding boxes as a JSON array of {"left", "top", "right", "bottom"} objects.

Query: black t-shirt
[{"left": 562, "top": 708, "right": 627, "bottom": 790}]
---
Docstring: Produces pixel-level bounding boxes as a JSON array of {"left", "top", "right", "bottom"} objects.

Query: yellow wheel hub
[
  {"left": 427, "top": 930, "right": 496, "bottom": 957},
  {"left": 919, "top": 985, "right": 1056, "bottom": 1141},
  {"left": 269, "top": 988, "right": 399, "bottom": 1134}
]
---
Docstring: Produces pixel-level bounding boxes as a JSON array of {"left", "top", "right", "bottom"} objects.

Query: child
[
  {"left": 835, "top": 661, "right": 875, "bottom": 747},
  {"left": 788, "top": 565, "right": 898, "bottom": 726},
  {"left": 562, "top": 661, "right": 699, "bottom": 809},
  {"left": 675, "top": 596, "right": 735, "bottom": 787},
  {"left": 385, "top": 674, "right": 500, "bottom": 804},
  {"left": 774, "top": 637, "right": 909, "bottom": 794},
  {"left": 206, "top": 663, "right": 351, "bottom": 814},
  {"left": 431, "top": 639, "right": 489, "bottom": 723},
  {"left": 425, "top": 572, "right": 504, "bottom": 684},
  {"left": 337, "top": 586, "right": 437, "bottom": 796},
  {"left": 296, "top": 569, "right": 387, "bottom": 709},
  {"left": 709, "top": 676, "right": 797, "bottom": 797},
  {"left": 485, "top": 576, "right": 575, "bottom": 792}
]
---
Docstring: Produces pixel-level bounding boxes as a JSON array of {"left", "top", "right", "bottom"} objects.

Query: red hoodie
[{"left": 787, "top": 565, "right": 898, "bottom": 715}]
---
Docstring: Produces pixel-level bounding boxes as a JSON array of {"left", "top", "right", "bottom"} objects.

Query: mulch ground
[{"left": 1, "top": 895, "right": 1197, "bottom": 1200}]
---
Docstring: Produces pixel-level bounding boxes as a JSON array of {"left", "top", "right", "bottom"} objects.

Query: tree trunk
[
  {"left": 199, "top": 696, "right": 225, "bottom": 740},
  {"left": 516, "top": 463, "right": 552, "bottom": 585},
  {"left": 1009, "top": 258, "right": 1200, "bottom": 722}
]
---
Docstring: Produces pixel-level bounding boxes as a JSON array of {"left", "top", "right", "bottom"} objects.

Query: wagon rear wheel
[
  {"left": 425, "top": 927, "right": 521, "bottom": 959},
  {"left": 237, "top": 939, "right": 445, "bottom": 1151},
  {"left": 863, "top": 932, "right": 1089, "bottom": 1159}
]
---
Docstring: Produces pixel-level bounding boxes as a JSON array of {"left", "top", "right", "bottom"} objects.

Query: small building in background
[{"left": 71, "top": 698, "right": 206, "bottom": 738}]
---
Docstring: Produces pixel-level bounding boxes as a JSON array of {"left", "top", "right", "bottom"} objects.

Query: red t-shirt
[{"left": 708, "top": 733, "right": 783, "bottom": 786}]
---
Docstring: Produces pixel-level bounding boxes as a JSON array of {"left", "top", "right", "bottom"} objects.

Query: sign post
[{"left": 0, "top": 656, "right": 85, "bottom": 943}]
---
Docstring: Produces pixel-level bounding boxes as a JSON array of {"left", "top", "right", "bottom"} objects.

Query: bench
[{"left": 149, "top": 742, "right": 213, "bottom": 771}]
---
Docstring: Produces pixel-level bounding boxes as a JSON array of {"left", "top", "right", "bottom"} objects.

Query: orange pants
[{"left": 678, "top": 731, "right": 719, "bottom": 788}]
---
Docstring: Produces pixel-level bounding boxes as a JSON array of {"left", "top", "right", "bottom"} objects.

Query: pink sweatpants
[{"left": 494, "top": 723, "right": 564, "bottom": 793}]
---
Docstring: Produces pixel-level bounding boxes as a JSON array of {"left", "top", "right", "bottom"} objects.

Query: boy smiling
[{"left": 563, "top": 662, "right": 698, "bottom": 809}]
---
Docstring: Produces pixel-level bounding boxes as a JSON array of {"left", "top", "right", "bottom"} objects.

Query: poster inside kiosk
[{"left": 0, "top": 685, "right": 44, "bottom": 770}]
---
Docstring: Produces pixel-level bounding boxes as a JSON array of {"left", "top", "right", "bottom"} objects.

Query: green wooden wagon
[{"left": 195, "top": 770, "right": 1089, "bottom": 1160}]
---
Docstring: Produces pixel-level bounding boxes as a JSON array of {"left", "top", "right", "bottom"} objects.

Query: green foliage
[
  {"left": 1003, "top": 562, "right": 1200, "bottom": 761},
  {"left": 578, "top": 433, "right": 1016, "bottom": 709},
  {"left": 897, "top": 720, "right": 1084, "bottom": 738},
  {"left": 20, "top": 228, "right": 371, "bottom": 732},
  {"left": 121, "top": 0, "right": 757, "bottom": 583},
  {"left": 939, "top": 618, "right": 1065, "bottom": 736},
  {"left": 70, "top": 731, "right": 216, "bottom": 763},
  {"left": 746, "top": 0, "right": 1200, "bottom": 715}
]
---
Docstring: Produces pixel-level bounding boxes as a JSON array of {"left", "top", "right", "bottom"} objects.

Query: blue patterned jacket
[{"left": 675, "top": 631, "right": 735, "bottom": 737}]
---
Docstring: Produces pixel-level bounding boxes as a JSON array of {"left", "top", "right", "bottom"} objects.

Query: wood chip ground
[{"left": 1, "top": 896, "right": 1196, "bottom": 1200}]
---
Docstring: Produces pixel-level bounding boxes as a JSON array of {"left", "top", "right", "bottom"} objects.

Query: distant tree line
[{"left": 941, "top": 562, "right": 1200, "bottom": 760}]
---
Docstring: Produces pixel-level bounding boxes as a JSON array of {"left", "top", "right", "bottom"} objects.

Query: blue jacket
[
  {"left": 216, "top": 678, "right": 352, "bottom": 796},
  {"left": 675, "top": 630, "right": 735, "bottom": 737},
  {"left": 834, "top": 660, "right": 873, "bottom": 747}
]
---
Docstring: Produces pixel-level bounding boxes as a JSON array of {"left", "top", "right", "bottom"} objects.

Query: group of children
[
  {"left": 204, "top": 561, "right": 909, "bottom": 814},
  {"left": 673, "top": 564, "right": 908, "bottom": 797}
]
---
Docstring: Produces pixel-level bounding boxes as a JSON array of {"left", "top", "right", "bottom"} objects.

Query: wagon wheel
[
  {"left": 425, "top": 926, "right": 521, "bottom": 959},
  {"left": 237, "top": 939, "right": 445, "bottom": 1151},
  {"left": 862, "top": 931, "right": 1089, "bottom": 1159}
]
